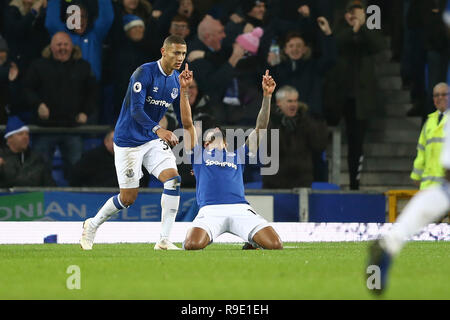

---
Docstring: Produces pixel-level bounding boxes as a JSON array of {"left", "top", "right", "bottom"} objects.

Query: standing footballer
[{"left": 80, "top": 35, "right": 187, "bottom": 250}]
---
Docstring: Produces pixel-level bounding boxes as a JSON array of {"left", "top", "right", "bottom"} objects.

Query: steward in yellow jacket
[{"left": 411, "top": 110, "right": 447, "bottom": 189}]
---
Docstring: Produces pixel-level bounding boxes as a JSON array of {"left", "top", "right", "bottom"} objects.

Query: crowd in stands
[{"left": 0, "top": 0, "right": 448, "bottom": 190}]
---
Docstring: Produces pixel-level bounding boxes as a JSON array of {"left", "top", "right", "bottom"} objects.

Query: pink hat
[{"left": 236, "top": 27, "right": 264, "bottom": 55}]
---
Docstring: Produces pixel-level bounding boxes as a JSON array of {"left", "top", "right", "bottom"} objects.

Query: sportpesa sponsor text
[
  {"left": 205, "top": 159, "right": 238, "bottom": 170},
  {"left": 146, "top": 96, "right": 171, "bottom": 108}
]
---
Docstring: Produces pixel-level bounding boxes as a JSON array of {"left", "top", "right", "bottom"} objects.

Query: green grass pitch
[{"left": 0, "top": 242, "right": 448, "bottom": 300}]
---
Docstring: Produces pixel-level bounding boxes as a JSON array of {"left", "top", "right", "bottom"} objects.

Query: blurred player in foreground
[
  {"left": 80, "top": 35, "right": 187, "bottom": 250},
  {"left": 367, "top": 84, "right": 449, "bottom": 293},
  {"left": 178, "top": 65, "right": 283, "bottom": 250}
]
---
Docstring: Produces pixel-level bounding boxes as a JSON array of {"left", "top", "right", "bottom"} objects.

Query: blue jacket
[{"left": 45, "top": 0, "right": 114, "bottom": 81}]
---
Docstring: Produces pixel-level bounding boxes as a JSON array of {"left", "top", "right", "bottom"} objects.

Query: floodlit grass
[{"left": 0, "top": 242, "right": 448, "bottom": 300}]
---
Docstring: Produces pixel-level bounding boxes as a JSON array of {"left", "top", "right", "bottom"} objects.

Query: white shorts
[
  {"left": 114, "top": 139, "right": 177, "bottom": 188},
  {"left": 191, "top": 203, "right": 269, "bottom": 244}
]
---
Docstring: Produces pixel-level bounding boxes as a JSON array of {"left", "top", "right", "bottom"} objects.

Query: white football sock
[
  {"left": 382, "top": 186, "right": 450, "bottom": 256},
  {"left": 90, "top": 194, "right": 126, "bottom": 228},
  {"left": 160, "top": 176, "right": 181, "bottom": 240}
]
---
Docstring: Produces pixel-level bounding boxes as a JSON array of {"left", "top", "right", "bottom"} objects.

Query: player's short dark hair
[{"left": 163, "top": 35, "right": 187, "bottom": 47}]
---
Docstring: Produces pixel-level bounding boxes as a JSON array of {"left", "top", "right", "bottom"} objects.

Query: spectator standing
[
  {"left": 326, "top": 0, "right": 385, "bottom": 190},
  {"left": 0, "top": 115, "right": 55, "bottom": 187},
  {"left": 411, "top": 83, "right": 449, "bottom": 190},
  {"left": 262, "top": 85, "right": 328, "bottom": 189},
  {"left": 45, "top": 0, "right": 114, "bottom": 82},
  {"left": 3, "top": 0, "right": 50, "bottom": 75},
  {"left": 401, "top": 0, "right": 449, "bottom": 120},
  {"left": 269, "top": 16, "right": 336, "bottom": 117},
  {"left": 103, "top": 1, "right": 160, "bottom": 124},
  {"left": 110, "top": 14, "right": 158, "bottom": 121},
  {"left": 401, "top": 0, "right": 427, "bottom": 117},
  {"left": 268, "top": 17, "right": 335, "bottom": 182},
  {"left": 423, "top": 0, "right": 449, "bottom": 118},
  {"left": 23, "top": 31, "right": 98, "bottom": 179}
]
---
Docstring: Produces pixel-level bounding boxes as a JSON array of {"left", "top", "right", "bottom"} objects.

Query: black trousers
[{"left": 343, "top": 99, "right": 367, "bottom": 190}]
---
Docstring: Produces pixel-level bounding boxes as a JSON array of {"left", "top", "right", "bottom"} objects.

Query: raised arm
[
  {"left": 316, "top": 16, "right": 337, "bottom": 74},
  {"left": 246, "top": 70, "right": 276, "bottom": 154},
  {"left": 179, "top": 63, "right": 197, "bottom": 151},
  {"left": 45, "top": 0, "right": 66, "bottom": 35},
  {"left": 93, "top": 0, "right": 115, "bottom": 40}
]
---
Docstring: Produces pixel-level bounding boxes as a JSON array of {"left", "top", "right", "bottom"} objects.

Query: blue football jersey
[
  {"left": 192, "top": 144, "right": 252, "bottom": 208},
  {"left": 114, "top": 61, "right": 181, "bottom": 147}
]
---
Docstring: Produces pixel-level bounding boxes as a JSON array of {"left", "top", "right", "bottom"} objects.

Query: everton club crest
[{"left": 171, "top": 88, "right": 178, "bottom": 99}]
